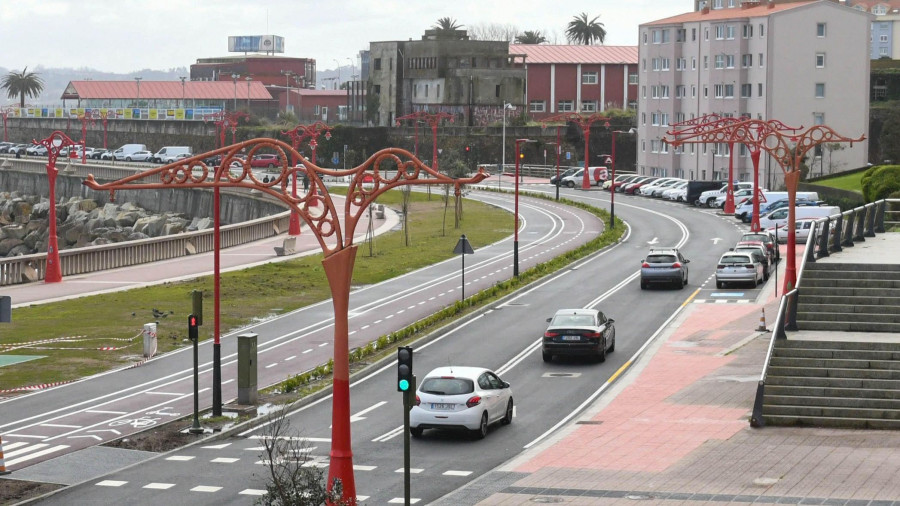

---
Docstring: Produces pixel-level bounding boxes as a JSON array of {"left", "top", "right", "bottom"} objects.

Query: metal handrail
[{"left": 751, "top": 288, "right": 796, "bottom": 428}]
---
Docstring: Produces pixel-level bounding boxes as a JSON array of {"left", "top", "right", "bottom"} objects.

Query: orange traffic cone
[
  {"left": 0, "top": 434, "right": 10, "bottom": 475},
  {"left": 757, "top": 308, "right": 768, "bottom": 332}
]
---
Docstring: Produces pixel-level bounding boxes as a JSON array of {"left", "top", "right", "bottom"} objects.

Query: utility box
[
  {"left": 142, "top": 323, "right": 158, "bottom": 358},
  {"left": 237, "top": 333, "right": 258, "bottom": 405},
  {"left": 0, "top": 295, "right": 10, "bottom": 323}
]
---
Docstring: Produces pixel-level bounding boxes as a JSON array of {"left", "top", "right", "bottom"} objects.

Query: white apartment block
[{"left": 638, "top": 0, "right": 871, "bottom": 188}]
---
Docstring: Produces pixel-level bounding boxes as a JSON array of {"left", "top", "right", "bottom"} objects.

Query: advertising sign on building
[{"left": 228, "top": 35, "right": 284, "bottom": 53}]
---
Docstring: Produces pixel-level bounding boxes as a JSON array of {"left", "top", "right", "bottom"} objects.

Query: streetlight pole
[
  {"left": 231, "top": 73, "right": 239, "bottom": 110},
  {"left": 334, "top": 59, "right": 341, "bottom": 89},
  {"left": 179, "top": 76, "right": 186, "bottom": 109},
  {"left": 1, "top": 107, "right": 11, "bottom": 142},
  {"left": 134, "top": 77, "right": 142, "bottom": 109},
  {"left": 33, "top": 131, "right": 78, "bottom": 283},
  {"left": 246, "top": 76, "right": 252, "bottom": 111},
  {"left": 501, "top": 102, "right": 516, "bottom": 191},
  {"left": 514, "top": 138, "right": 534, "bottom": 277}
]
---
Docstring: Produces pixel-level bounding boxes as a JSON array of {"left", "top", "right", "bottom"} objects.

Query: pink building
[
  {"left": 509, "top": 45, "right": 639, "bottom": 119},
  {"left": 286, "top": 89, "right": 349, "bottom": 122}
]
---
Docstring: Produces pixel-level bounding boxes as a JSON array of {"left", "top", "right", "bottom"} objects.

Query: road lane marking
[
  {"left": 191, "top": 485, "right": 222, "bottom": 492},
  {"left": 144, "top": 483, "right": 175, "bottom": 489},
  {"left": 4, "top": 434, "right": 44, "bottom": 439},
  {"left": 5, "top": 444, "right": 68, "bottom": 466},
  {"left": 240, "top": 489, "right": 267, "bottom": 495},
  {"left": 265, "top": 363, "right": 277, "bottom": 369},
  {"left": 303, "top": 349, "right": 312, "bottom": 354},
  {"left": 39, "top": 424, "right": 80, "bottom": 428},
  {"left": 349, "top": 401, "right": 387, "bottom": 423},
  {"left": 318, "top": 343, "right": 328, "bottom": 347},
  {"left": 85, "top": 410, "right": 127, "bottom": 415},
  {"left": 285, "top": 356, "right": 296, "bottom": 361},
  {"left": 444, "top": 470, "right": 473, "bottom": 476},
  {"left": 146, "top": 392, "right": 183, "bottom": 396},
  {"left": 211, "top": 457, "right": 239, "bottom": 463},
  {"left": 166, "top": 455, "right": 195, "bottom": 461},
  {"left": 354, "top": 465, "right": 377, "bottom": 471},
  {"left": 394, "top": 468, "right": 424, "bottom": 474},
  {"left": 96, "top": 480, "right": 127, "bottom": 487},
  {"left": 202, "top": 443, "right": 231, "bottom": 449}
]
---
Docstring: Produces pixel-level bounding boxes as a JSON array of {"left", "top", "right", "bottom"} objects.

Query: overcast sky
[{"left": 0, "top": 0, "right": 686, "bottom": 75}]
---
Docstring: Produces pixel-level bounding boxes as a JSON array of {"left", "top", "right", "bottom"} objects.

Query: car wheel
[
  {"left": 268, "top": 163, "right": 276, "bottom": 168},
  {"left": 474, "top": 412, "right": 489, "bottom": 439},
  {"left": 675, "top": 277, "right": 684, "bottom": 289},
  {"left": 566, "top": 181, "right": 575, "bottom": 188},
  {"left": 501, "top": 399, "right": 513, "bottom": 425},
  {"left": 706, "top": 197, "right": 717, "bottom": 208},
  {"left": 640, "top": 280, "right": 647, "bottom": 290},
  {"left": 598, "top": 339, "right": 606, "bottom": 363},
  {"left": 542, "top": 351, "right": 552, "bottom": 363},
  {"left": 410, "top": 427, "right": 423, "bottom": 438},
  {"left": 125, "top": 157, "right": 132, "bottom": 162},
  {"left": 717, "top": 281, "right": 724, "bottom": 289},
  {"left": 608, "top": 331, "right": 615, "bottom": 352}
]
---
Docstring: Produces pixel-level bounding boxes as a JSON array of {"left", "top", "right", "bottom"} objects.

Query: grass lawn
[
  {"left": 0, "top": 189, "right": 513, "bottom": 390},
  {"left": 813, "top": 171, "right": 864, "bottom": 193}
]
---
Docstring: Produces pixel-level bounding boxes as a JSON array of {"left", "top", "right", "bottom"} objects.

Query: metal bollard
[
  {"left": 854, "top": 206, "right": 866, "bottom": 242},
  {"left": 842, "top": 211, "right": 855, "bottom": 248},
  {"left": 865, "top": 202, "right": 877, "bottom": 237},
  {"left": 875, "top": 200, "right": 886, "bottom": 234},
  {"left": 816, "top": 217, "right": 830, "bottom": 258},
  {"left": 831, "top": 213, "right": 843, "bottom": 253}
]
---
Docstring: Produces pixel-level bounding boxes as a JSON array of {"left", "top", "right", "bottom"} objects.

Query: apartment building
[
  {"left": 638, "top": 0, "right": 871, "bottom": 187},
  {"left": 845, "top": 1, "right": 900, "bottom": 59}
]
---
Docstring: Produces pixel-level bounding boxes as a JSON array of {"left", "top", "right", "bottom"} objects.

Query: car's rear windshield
[
  {"left": 420, "top": 377, "right": 475, "bottom": 395},
  {"left": 551, "top": 314, "right": 595, "bottom": 326},
  {"left": 720, "top": 255, "right": 751, "bottom": 265},
  {"left": 742, "top": 234, "right": 770, "bottom": 242},
  {"left": 646, "top": 254, "right": 677, "bottom": 263}
]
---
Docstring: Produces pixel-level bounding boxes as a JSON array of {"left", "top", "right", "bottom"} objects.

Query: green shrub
[{"left": 861, "top": 165, "right": 900, "bottom": 202}]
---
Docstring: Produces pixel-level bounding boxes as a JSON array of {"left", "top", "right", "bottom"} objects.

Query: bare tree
[
  {"left": 255, "top": 408, "right": 350, "bottom": 506},
  {"left": 401, "top": 186, "right": 412, "bottom": 246},
  {"left": 468, "top": 22, "right": 520, "bottom": 41}
]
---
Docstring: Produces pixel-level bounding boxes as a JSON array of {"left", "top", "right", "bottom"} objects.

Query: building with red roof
[
  {"left": 638, "top": 0, "right": 870, "bottom": 187},
  {"left": 509, "top": 44, "right": 639, "bottom": 120}
]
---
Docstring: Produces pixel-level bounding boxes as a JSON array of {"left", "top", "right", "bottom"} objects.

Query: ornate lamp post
[
  {"left": 231, "top": 73, "right": 240, "bottom": 110},
  {"left": 1, "top": 107, "right": 12, "bottom": 142},
  {"left": 542, "top": 112, "right": 612, "bottom": 189},
  {"left": 76, "top": 112, "right": 96, "bottom": 164},
  {"left": 665, "top": 119, "right": 863, "bottom": 291},
  {"left": 99, "top": 110, "right": 111, "bottom": 149},
  {"left": 282, "top": 121, "right": 333, "bottom": 235},
  {"left": 395, "top": 111, "right": 454, "bottom": 172},
  {"left": 33, "top": 131, "right": 79, "bottom": 283},
  {"left": 245, "top": 76, "right": 252, "bottom": 111},
  {"left": 514, "top": 138, "right": 536, "bottom": 277},
  {"left": 84, "top": 138, "right": 488, "bottom": 505},
  {"left": 180, "top": 76, "right": 187, "bottom": 109}
]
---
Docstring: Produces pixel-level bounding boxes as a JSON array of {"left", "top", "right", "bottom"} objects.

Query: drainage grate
[
  {"left": 575, "top": 420, "right": 603, "bottom": 425},
  {"left": 542, "top": 372, "right": 581, "bottom": 378},
  {"left": 530, "top": 497, "right": 564, "bottom": 504}
]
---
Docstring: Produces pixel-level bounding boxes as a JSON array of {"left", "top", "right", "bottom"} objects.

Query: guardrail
[{"left": 0, "top": 159, "right": 292, "bottom": 286}]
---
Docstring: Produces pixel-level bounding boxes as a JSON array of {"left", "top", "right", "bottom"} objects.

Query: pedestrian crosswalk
[{"left": 2, "top": 441, "right": 70, "bottom": 467}]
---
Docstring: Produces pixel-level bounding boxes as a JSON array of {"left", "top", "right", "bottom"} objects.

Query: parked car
[
  {"left": 7, "top": 144, "right": 29, "bottom": 156},
  {"left": 662, "top": 181, "right": 689, "bottom": 201},
  {"left": 409, "top": 366, "right": 513, "bottom": 439},
  {"left": 100, "top": 150, "right": 115, "bottom": 160},
  {"left": 768, "top": 218, "right": 832, "bottom": 244},
  {"left": 610, "top": 174, "right": 642, "bottom": 192},
  {"left": 542, "top": 308, "right": 615, "bottom": 363},
  {"left": 0, "top": 142, "right": 14, "bottom": 153},
  {"left": 713, "top": 188, "right": 759, "bottom": 208},
  {"left": 739, "top": 198, "right": 823, "bottom": 223},
  {"left": 25, "top": 145, "right": 48, "bottom": 156},
  {"left": 163, "top": 152, "right": 192, "bottom": 163},
  {"left": 124, "top": 150, "right": 153, "bottom": 162},
  {"left": 550, "top": 167, "right": 578, "bottom": 186},
  {"left": 92, "top": 149, "right": 110, "bottom": 160},
  {"left": 649, "top": 179, "right": 686, "bottom": 197},
  {"left": 640, "top": 247, "right": 689, "bottom": 289},
  {"left": 698, "top": 182, "right": 755, "bottom": 208},
  {"left": 740, "top": 231, "right": 780, "bottom": 261},
  {"left": 624, "top": 176, "right": 658, "bottom": 194},
  {"left": 732, "top": 243, "right": 771, "bottom": 281},
  {"left": 560, "top": 166, "right": 608, "bottom": 188},
  {"left": 638, "top": 177, "right": 681, "bottom": 197},
  {"left": 250, "top": 153, "right": 282, "bottom": 168},
  {"left": 716, "top": 252, "right": 765, "bottom": 288}
]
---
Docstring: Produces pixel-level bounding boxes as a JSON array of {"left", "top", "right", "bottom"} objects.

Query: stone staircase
[
  {"left": 797, "top": 263, "right": 900, "bottom": 333},
  {"left": 762, "top": 340, "right": 900, "bottom": 429}
]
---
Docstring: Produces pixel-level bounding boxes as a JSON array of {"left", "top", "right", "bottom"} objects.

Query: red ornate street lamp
[
  {"left": 32, "top": 131, "right": 80, "bottom": 283},
  {"left": 76, "top": 112, "right": 97, "bottom": 164},
  {"left": 395, "top": 111, "right": 454, "bottom": 171},
  {"left": 1, "top": 107, "right": 13, "bottom": 142},
  {"left": 282, "top": 121, "right": 333, "bottom": 235},
  {"left": 84, "top": 139, "right": 488, "bottom": 505},
  {"left": 542, "top": 112, "right": 612, "bottom": 189},
  {"left": 99, "top": 110, "right": 111, "bottom": 149},
  {"left": 665, "top": 119, "right": 863, "bottom": 292}
]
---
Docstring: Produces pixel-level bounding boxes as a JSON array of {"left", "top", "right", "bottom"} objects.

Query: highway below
[{"left": 20, "top": 185, "right": 757, "bottom": 505}]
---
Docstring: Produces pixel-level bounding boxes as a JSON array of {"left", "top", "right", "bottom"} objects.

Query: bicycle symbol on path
[{"left": 108, "top": 416, "right": 161, "bottom": 429}]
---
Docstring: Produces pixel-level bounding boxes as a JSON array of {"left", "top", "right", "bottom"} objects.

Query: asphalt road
[
  {"left": 0, "top": 189, "right": 602, "bottom": 475},
  {"left": 27, "top": 187, "right": 764, "bottom": 505}
]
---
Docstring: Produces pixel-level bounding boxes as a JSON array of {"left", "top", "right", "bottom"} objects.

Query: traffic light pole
[
  {"left": 188, "top": 314, "right": 203, "bottom": 434},
  {"left": 403, "top": 375, "right": 416, "bottom": 506}
]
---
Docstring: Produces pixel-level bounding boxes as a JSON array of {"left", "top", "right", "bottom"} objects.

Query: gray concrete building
[
  {"left": 368, "top": 29, "right": 526, "bottom": 126},
  {"left": 638, "top": 0, "right": 871, "bottom": 188}
]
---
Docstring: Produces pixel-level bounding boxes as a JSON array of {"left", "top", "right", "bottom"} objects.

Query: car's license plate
[
  {"left": 431, "top": 403, "right": 454, "bottom": 411},
  {"left": 562, "top": 335, "right": 580, "bottom": 341}
]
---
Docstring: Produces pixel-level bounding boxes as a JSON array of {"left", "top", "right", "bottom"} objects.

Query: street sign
[
  {"left": 566, "top": 151, "right": 572, "bottom": 160},
  {"left": 453, "top": 235, "right": 474, "bottom": 300}
]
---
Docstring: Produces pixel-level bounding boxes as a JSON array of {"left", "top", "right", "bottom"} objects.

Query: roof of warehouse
[
  {"left": 508, "top": 45, "right": 638, "bottom": 64},
  {"left": 61, "top": 80, "right": 273, "bottom": 100}
]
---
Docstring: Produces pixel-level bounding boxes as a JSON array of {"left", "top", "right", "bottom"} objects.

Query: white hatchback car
[{"left": 410, "top": 366, "right": 513, "bottom": 439}]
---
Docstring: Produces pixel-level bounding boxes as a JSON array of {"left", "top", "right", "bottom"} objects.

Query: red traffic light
[
  {"left": 465, "top": 146, "right": 470, "bottom": 152},
  {"left": 188, "top": 314, "right": 199, "bottom": 341}
]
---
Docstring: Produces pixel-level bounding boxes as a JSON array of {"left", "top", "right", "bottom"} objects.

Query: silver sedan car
[{"left": 716, "top": 252, "right": 764, "bottom": 288}]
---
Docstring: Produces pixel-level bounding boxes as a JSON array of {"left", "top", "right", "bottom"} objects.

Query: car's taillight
[
  {"left": 584, "top": 332, "right": 602, "bottom": 339},
  {"left": 544, "top": 331, "right": 559, "bottom": 338},
  {"left": 466, "top": 396, "right": 482, "bottom": 408},
  {"left": 744, "top": 264, "right": 755, "bottom": 269},
  {"left": 415, "top": 395, "right": 420, "bottom": 406},
  {"left": 641, "top": 262, "right": 650, "bottom": 268},
  {"left": 672, "top": 262, "right": 682, "bottom": 268},
  {"left": 717, "top": 264, "right": 725, "bottom": 269}
]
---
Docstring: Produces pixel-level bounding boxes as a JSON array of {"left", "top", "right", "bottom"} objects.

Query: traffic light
[
  {"left": 397, "top": 346, "right": 413, "bottom": 392},
  {"left": 465, "top": 145, "right": 470, "bottom": 153},
  {"left": 188, "top": 314, "right": 199, "bottom": 342}
]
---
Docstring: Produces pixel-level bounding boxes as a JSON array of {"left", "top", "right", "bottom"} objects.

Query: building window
[
  {"left": 676, "top": 85, "right": 686, "bottom": 98},
  {"left": 741, "top": 83, "right": 752, "bottom": 98},
  {"left": 726, "top": 25, "right": 735, "bottom": 40},
  {"left": 374, "top": 84, "right": 381, "bottom": 94},
  {"left": 676, "top": 58, "right": 686, "bottom": 71},
  {"left": 641, "top": 112, "right": 646, "bottom": 125},
  {"left": 661, "top": 58, "right": 670, "bottom": 71},
  {"left": 880, "top": 34, "right": 889, "bottom": 43},
  {"left": 704, "top": 85, "right": 708, "bottom": 97},
  {"left": 660, "top": 85, "right": 669, "bottom": 98},
  {"left": 715, "top": 55, "right": 725, "bottom": 69},
  {"left": 643, "top": 32, "right": 648, "bottom": 44},
  {"left": 816, "top": 53, "right": 825, "bottom": 68},
  {"left": 652, "top": 29, "right": 662, "bottom": 43},
  {"left": 758, "top": 83, "right": 763, "bottom": 96},
  {"left": 582, "top": 71, "right": 598, "bottom": 84},
  {"left": 714, "top": 84, "right": 724, "bottom": 98},
  {"left": 742, "top": 24, "right": 753, "bottom": 38},
  {"left": 813, "top": 112, "right": 825, "bottom": 125},
  {"left": 715, "top": 25, "right": 725, "bottom": 39},
  {"left": 815, "top": 83, "right": 825, "bottom": 98},
  {"left": 725, "top": 55, "right": 735, "bottom": 68},
  {"left": 581, "top": 100, "right": 597, "bottom": 112},
  {"left": 558, "top": 100, "right": 575, "bottom": 112},
  {"left": 692, "top": 28, "right": 696, "bottom": 41},
  {"left": 760, "top": 24, "right": 765, "bottom": 37},
  {"left": 691, "top": 85, "right": 696, "bottom": 97},
  {"left": 374, "top": 58, "right": 382, "bottom": 70},
  {"left": 705, "top": 28, "right": 709, "bottom": 40},
  {"left": 495, "top": 84, "right": 500, "bottom": 97},
  {"left": 642, "top": 85, "right": 646, "bottom": 98},
  {"left": 759, "top": 53, "right": 764, "bottom": 67},
  {"left": 703, "top": 55, "right": 708, "bottom": 69},
  {"left": 651, "top": 112, "right": 660, "bottom": 125},
  {"left": 651, "top": 86, "right": 659, "bottom": 99},
  {"left": 817, "top": 23, "right": 826, "bottom": 37},
  {"left": 724, "top": 84, "right": 734, "bottom": 98},
  {"left": 642, "top": 59, "right": 646, "bottom": 71},
  {"left": 628, "top": 73, "right": 638, "bottom": 84},
  {"left": 529, "top": 100, "right": 545, "bottom": 112},
  {"left": 881, "top": 47, "right": 890, "bottom": 56},
  {"left": 742, "top": 54, "right": 752, "bottom": 68},
  {"left": 676, "top": 28, "right": 686, "bottom": 42},
  {"left": 675, "top": 112, "right": 685, "bottom": 123},
  {"left": 691, "top": 57, "right": 696, "bottom": 70}
]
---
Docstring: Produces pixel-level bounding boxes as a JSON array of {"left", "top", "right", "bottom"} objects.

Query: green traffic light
[{"left": 399, "top": 379, "right": 410, "bottom": 391}]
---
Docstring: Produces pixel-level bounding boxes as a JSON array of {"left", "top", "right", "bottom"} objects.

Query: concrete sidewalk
[
  {"left": 438, "top": 233, "right": 900, "bottom": 506},
  {"left": 5, "top": 204, "right": 400, "bottom": 307}
]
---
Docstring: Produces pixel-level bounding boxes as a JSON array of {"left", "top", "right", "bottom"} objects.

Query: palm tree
[
  {"left": 432, "top": 17, "right": 463, "bottom": 31},
  {"left": 515, "top": 30, "right": 548, "bottom": 44},
  {"left": 1, "top": 67, "right": 44, "bottom": 107},
  {"left": 566, "top": 13, "right": 606, "bottom": 45}
]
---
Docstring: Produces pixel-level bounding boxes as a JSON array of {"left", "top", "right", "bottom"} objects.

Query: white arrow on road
[
  {"left": 712, "top": 238, "right": 722, "bottom": 244},
  {"left": 87, "top": 429, "right": 121, "bottom": 435},
  {"left": 349, "top": 401, "right": 388, "bottom": 423},
  {"left": 647, "top": 237, "right": 659, "bottom": 245},
  {"left": 68, "top": 435, "right": 103, "bottom": 441}
]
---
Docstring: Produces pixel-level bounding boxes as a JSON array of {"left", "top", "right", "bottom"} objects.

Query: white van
[
  {"left": 151, "top": 146, "right": 192, "bottom": 163},
  {"left": 113, "top": 144, "right": 148, "bottom": 161},
  {"left": 758, "top": 205, "right": 841, "bottom": 231},
  {"left": 735, "top": 191, "right": 820, "bottom": 220}
]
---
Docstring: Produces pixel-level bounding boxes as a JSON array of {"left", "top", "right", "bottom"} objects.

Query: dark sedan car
[{"left": 542, "top": 308, "right": 615, "bottom": 363}]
